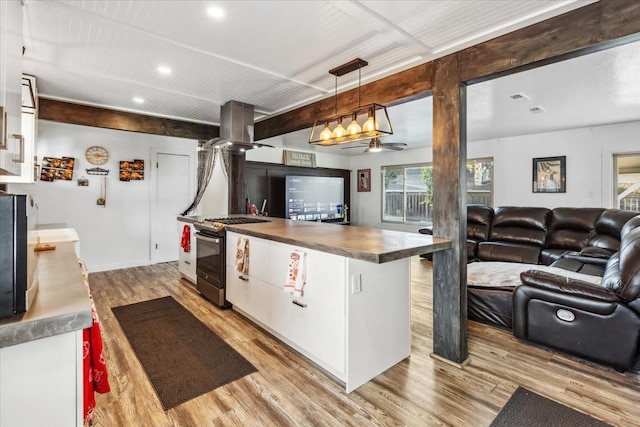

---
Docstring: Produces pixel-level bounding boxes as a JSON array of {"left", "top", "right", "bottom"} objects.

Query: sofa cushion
[
  {"left": 540, "top": 248, "right": 568, "bottom": 266},
  {"left": 587, "top": 209, "right": 638, "bottom": 252},
  {"left": 488, "top": 206, "right": 551, "bottom": 246},
  {"left": 546, "top": 207, "right": 604, "bottom": 251},
  {"left": 467, "top": 204, "right": 494, "bottom": 242},
  {"left": 550, "top": 257, "right": 606, "bottom": 277},
  {"left": 618, "top": 226, "right": 640, "bottom": 301},
  {"left": 477, "top": 241, "right": 542, "bottom": 264}
]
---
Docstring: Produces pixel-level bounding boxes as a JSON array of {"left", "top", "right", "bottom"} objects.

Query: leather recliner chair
[{"left": 513, "top": 215, "right": 640, "bottom": 371}]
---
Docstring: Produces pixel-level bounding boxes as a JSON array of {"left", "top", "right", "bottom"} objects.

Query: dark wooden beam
[
  {"left": 39, "top": 98, "right": 220, "bottom": 141},
  {"left": 460, "top": 0, "right": 640, "bottom": 82},
  {"left": 254, "top": 62, "right": 435, "bottom": 141},
  {"left": 432, "top": 53, "right": 468, "bottom": 365},
  {"left": 255, "top": 1, "right": 640, "bottom": 142}
]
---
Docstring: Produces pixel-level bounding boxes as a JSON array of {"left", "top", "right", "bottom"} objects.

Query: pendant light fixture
[{"left": 309, "top": 58, "right": 393, "bottom": 146}]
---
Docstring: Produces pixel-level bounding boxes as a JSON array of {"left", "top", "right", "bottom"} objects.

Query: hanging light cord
[
  {"left": 334, "top": 74, "right": 338, "bottom": 115},
  {"left": 358, "top": 66, "right": 361, "bottom": 108}
]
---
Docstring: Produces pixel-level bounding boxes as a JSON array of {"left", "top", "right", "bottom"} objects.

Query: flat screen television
[{"left": 285, "top": 175, "right": 344, "bottom": 221}]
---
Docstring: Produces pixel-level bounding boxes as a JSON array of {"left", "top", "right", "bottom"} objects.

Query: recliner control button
[{"left": 557, "top": 309, "right": 575, "bottom": 322}]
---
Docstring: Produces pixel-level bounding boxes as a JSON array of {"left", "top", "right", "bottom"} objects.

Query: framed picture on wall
[
  {"left": 533, "top": 156, "right": 566, "bottom": 193},
  {"left": 357, "top": 169, "right": 371, "bottom": 192}
]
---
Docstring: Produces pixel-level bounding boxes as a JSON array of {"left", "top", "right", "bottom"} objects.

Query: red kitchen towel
[
  {"left": 181, "top": 224, "right": 191, "bottom": 253},
  {"left": 79, "top": 259, "right": 111, "bottom": 426}
]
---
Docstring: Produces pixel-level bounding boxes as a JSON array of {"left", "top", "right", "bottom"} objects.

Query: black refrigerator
[{"left": 0, "top": 194, "right": 28, "bottom": 318}]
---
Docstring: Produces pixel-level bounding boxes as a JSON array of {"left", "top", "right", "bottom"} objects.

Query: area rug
[
  {"left": 490, "top": 387, "right": 611, "bottom": 427},
  {"left": 112, "top": 296, "right": 257, "bottom": 410}
]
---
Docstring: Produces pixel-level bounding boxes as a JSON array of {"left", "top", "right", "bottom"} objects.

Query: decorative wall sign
[
  {"left": 357, "top": 168, "right": 371, "bottom": 192},
  {"left": 40, "top": 156, "right": 75, "bottom": 181},
  {"left": 119, "top": 159, "right": 144, "bottom": 181},
  {"left": 533, "top": 156, "right": 566, "bottom": 193},
  {"left": 283, "top": 150, "right": 316, "bottom": 168},
  {"left": 77, "top": 176, "right": 89, "bottom": 186}
]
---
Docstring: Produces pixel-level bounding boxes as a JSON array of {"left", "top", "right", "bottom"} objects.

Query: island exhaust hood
[{"left": 207, "top": 100, "right": 273, "bottom": 150}]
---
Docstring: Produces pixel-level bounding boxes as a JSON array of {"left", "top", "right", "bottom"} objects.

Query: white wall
[
  {"left": 9, "top": 120, "right": 197, "bottom": 272},
  {"left": 349, "top": 147, "right": 431, "bottom": 232},
  {"left": 348, "top": 121, "right": 640, "bottom": 229},
  {"left": 468, "top": 121, "right": 640, "bottom": 208}
]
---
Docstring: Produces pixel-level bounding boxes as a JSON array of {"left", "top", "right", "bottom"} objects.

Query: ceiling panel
[{"left": 21, "top": 0, "right": 633, "bottom": 152}]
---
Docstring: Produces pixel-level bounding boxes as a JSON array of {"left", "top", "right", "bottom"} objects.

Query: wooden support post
[
  {"left": 431, "top": 53, "right": 468, "bottom": 365},
  {"left": 228, "top": 151, "right": 247, "bottom": 214}
]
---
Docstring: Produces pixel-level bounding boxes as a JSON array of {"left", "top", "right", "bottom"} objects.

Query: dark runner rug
[
  {"left": 112, "top": 296, "right": 257, "bottom": 410},
  {"left": 490, "top": 387, "right": 612, "bottom": 427}
]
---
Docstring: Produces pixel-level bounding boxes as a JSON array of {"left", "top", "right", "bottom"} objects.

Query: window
[
  {"left": 614, "top": 153, "right": 640, "bottom": 211},
  {"left": 382, "top": 158, "right": 493, "bottom": 224}
]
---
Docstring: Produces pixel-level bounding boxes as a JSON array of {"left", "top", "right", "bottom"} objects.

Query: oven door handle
[{"left": 196, "top": 233, "right": 220, "bottom": 244}]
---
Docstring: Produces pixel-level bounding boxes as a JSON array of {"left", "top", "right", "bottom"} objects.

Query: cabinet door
[
  {"left": 0, "top": 0, "right": 23, "bottom": 176},
  {"left": 225, "top": 265, "right": 270, "bottom": 325},
  {"left": 269, "top": 285, "right": 345, "bottom": 377},
  {"left": 177, "top": 222, "right": 196, "bottom": 283},
  {"left": 226, "top": 232, "right": 271, "bottom": 282},
  {"left": 270, "top": 242, "right": 346, "bottom": 315}
]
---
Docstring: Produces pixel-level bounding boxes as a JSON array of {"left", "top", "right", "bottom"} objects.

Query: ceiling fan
[{"left": 341, "top": 138, "right": 407, "bottom": 153}]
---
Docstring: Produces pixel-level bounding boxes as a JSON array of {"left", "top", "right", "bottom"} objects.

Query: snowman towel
[{"left": 284, "top": 250, "right": 307, "bottom": 297}]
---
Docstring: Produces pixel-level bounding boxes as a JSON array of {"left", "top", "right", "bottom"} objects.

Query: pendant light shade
[
  {"left": 346, "top": 114, "right": 362, "bottom": 136},
  {"left": 319, "top": 122, "right": 333, "bottom": 141},
  {"left": 309, "top": 58, "right": 393, "bottom": 147}
]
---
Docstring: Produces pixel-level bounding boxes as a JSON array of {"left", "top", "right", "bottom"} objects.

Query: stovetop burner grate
[{"left": 204, "top": 217, "right": 271, "bottom": 225}]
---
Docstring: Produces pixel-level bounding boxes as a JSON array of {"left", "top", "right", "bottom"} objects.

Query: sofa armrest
[
  {"left": 519, "top": 270, "right": 619, "bottom": 303},
  {"left": 513, "top": 271, "right": 621, "bottom": 339}
]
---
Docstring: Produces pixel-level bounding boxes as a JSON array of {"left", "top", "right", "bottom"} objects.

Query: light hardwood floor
[{"left": 89, "top": 258, "right": 640, "bottom": 426}]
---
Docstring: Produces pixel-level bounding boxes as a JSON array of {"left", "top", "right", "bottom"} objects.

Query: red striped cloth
[{"left": 80, "top": 260, "right": 110, "bottom": 425}]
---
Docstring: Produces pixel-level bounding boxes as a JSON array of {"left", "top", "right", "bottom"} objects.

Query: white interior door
[{"left": 154, "top": 152, "right": 192, "bottom": 263}]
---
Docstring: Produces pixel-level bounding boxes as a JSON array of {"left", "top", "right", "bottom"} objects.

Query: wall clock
[{"left": 85, "top": 146, "right": 109, "bottom": 165}]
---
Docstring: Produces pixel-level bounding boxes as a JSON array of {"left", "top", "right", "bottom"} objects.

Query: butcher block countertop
[{"left": 179, "top": 215, "right": 451, "bottom": 263}]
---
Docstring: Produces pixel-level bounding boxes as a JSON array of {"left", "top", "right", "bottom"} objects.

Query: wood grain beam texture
[
  {"left": 432, "top": 53, "right": 468, "bottom": 365},
  {"left": 39, "top": 98, "right": 220, "bottom": 141}
]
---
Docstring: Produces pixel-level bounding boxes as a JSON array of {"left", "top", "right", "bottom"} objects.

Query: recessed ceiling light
[
  {"left": 207, "top": 6, "right": 225, "bottom": 19},
  {"left": 133, "top": 97, "right": 145, "bottom": 104},
  {"left": 157, "top": 66, "right": 172, "bottom": 75},
  {"left": 529, "top": 106, "right": 547, "bottom": 113},
  {"left": 509, "top": 92, "right": 531, "bottom": 101}
]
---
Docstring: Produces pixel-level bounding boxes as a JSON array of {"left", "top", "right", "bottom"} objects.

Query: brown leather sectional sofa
[{"left": 421, "top": 205, "right": 640, "bottom": 371}]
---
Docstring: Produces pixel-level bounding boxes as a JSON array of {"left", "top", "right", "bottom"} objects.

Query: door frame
[{"left": 150, "top": 147, "right": 197, "bottom": 264}]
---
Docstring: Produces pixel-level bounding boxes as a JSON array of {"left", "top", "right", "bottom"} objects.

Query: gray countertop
[
  {"left": 178, "top": 215, "right": 451, "bottom": 263},
  {"left": 0, "top": 242, "right": 92, "bottom": 348}
]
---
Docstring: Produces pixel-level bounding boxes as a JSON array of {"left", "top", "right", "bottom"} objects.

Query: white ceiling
[{"left": 21, "top": 0, "right": 640, "bottom": 155}]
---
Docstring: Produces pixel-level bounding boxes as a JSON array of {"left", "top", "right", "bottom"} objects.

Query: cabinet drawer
[
  {"left": 226, "top": 266, "right": 270, "bottom": 325},
  {"left": 269, "top": 286, "right": 345, "bottom": 375},
  {"left": 226, "top": 232, "right": 271, "bottom": 282},
  {"left": 271, "top": 243, "right": 346, "bottom": 315}
]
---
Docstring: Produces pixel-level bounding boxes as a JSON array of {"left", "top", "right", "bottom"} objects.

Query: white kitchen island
[{"left": 216, "top": 217, "right": 451, "bottom": 392}]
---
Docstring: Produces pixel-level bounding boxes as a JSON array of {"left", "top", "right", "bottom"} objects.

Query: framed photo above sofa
[{"left": 533, "top": 156, "right": 566, "bottom": 193}]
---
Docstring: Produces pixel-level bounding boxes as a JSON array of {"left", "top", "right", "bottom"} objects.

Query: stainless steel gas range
[{"left": 194, "top": 217, "right": 270, "bottom": 309}]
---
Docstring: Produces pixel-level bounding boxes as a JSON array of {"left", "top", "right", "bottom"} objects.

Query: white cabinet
[
  {"left": 269, "top": 286, "right": 345, "bottom": 375},
  {"left": 1, "top": 76, "right": 38, "bottom": 183},
  {"left": 177, "top": 222, "right": 196, "bottom": 284},
  {"left": 226, "top": 266, "right": 271, "bottom": 326},
  {"left": 226, "top": 231, "right": 271, "bottom": 281},
  {"left": 226, "top": 231, "right": 412, "bottom": 392},
  {"left": 0, "top": 0, "right": 24, "bottom": 176},
  {"left": 0, "top": 331, "right": 83, "bottom": 427}
]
